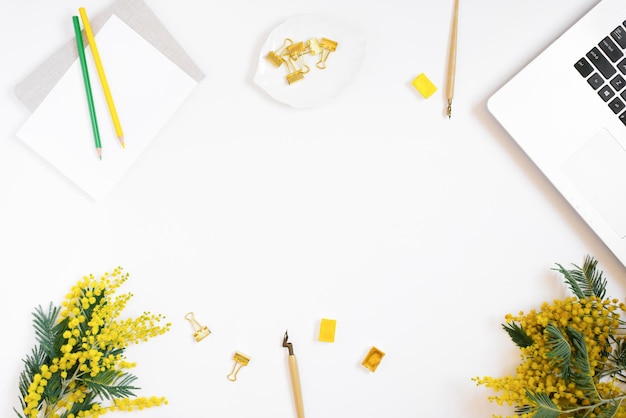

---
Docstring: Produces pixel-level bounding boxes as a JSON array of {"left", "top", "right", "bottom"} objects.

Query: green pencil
[{"left": 72, "top": 16, "right": 102, "bottom": 160}]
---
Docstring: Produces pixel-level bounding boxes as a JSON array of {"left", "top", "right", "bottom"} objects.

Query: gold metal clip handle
[{"left": 184, "top": 312, "right": 211, "bottom": 342}]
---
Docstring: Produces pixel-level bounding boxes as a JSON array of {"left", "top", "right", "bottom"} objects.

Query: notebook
[
  {"left": 488, "top": 0, "right": 626, "bottom": 265},
  {"left": 15, "top": 3, "right": 202, "bottom": 201}
]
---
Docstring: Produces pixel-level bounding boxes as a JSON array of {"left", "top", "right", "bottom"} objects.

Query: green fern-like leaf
[
  {"left": 613, "top": 338, "right": 626, "bottom": 367},
  {"left": 520, "top": 390, "right": 562, "bottom": 418},
  {"left": 31, "top": 303, "right": 63, "bottom": 358},
  {"left": 81, "top": 369, "right": 139, "bottom": 400},
  {"left": 16, "top": 345, "right": 47, "bottom": 403},
  {"left": 544, "top": 323, "right": 572, "bottom": 381},
  {"left": 502, "top": 321, "right": 534, "bottom": 348},
  {"left": 603, "top": 337, "right": 626, "bottom": 383},
  {"left": 514, "top": 404, "right": 533, "bottom": 415},
  {"left": 566, "top": 326, "right": 599, "bottom": 400},
  {"left": 554, "top": 255, "right": 607, "bottom": 299},
  {"left": 15, "top": 304, "right": 65, "bottom": 417},
  {"left": 43, "top": 368, "right": 63, "bottom": 405},
  {"left": 595, "top": 399, "right": 622, "bottom": 418},
  {"left": 15, "top": 344, "right": 49, "bottom": 418}
]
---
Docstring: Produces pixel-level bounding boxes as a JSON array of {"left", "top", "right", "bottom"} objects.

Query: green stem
[
  {"left": 44, "top": 365, "right": 84, "bottom": 418},
  {"left": 557, "top": 395, "right": 625, "bottom": 414}
]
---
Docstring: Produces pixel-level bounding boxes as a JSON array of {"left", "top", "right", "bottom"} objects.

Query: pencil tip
[{"left": 119, "top": 136, "right": 125, "bottom": 148}]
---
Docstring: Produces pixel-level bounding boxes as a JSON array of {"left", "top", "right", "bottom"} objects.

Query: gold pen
[
  {"left": 446, "top": 0, "right": 459, "bottom": 118},
  {"left": 283, "top": 331, "right": 305, "bottom": 418}
]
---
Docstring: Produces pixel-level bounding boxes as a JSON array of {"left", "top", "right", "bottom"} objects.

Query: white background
[{"left": 1, "top": 0, "right": 625, "bottom": 417}]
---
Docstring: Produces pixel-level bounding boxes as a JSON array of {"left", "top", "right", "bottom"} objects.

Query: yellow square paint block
[
  {"left": 412, "top": 73, "right": 437, "bottom": 98},
  {"left": 318, "top": 318, "right": 337, "bottom": 342}
]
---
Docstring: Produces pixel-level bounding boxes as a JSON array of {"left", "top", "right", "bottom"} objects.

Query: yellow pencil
[{"left": 79, "top": 7, "right": 125, "bottom": 148}]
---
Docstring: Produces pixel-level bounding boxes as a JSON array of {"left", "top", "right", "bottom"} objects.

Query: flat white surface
[{"left": 2, "top": 1, "right": 626, "bottom": 417}]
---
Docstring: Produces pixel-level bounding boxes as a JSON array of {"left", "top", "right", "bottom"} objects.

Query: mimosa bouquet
[
  {"left": 474, "top": 256, "right": 626, "bottom": 418},
  {"left": 14, "top": 268, "right": 171, "bottom": 418}
]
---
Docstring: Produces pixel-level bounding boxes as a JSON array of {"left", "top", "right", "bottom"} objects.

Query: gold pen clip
[
  {"left": 227, "top": 352, "right": 250, "bottom": 381},
  {"left": 184, "top": 312, "right": 211, "bottom": 342}
]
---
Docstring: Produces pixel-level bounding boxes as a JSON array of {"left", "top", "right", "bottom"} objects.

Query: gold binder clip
[
  {"left": 287, "top": 41, "right": 310, "bottom": 74},
  {"left": 227, "top": 352, "right": 250, "bottom": 381},
  {"left": 306, "top": 38, "right": 322, "bottom": 56},
  {"left": 266, "top": 38, "right": 293, "bottom": 67},
  {"left": 286, "top": 69, "right": 304, "bottom": 84},
  {"left": 184, "top": 312, "right": 211, "bottom": 342},
  {"left": 287, "top": 41, "right": 306, "bottom": 58},
  {"left": 317, "top": 38, "right": 338, "bottom": 69},
  {"left": 284, "top": 57, "right": 305, "bottom": 84}
]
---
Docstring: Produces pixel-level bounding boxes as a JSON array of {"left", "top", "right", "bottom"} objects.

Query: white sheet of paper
[{"left": 16, "top": 14, "right": 198, "bottom": 201}]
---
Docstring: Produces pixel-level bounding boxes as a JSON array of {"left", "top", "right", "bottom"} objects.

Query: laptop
[{"left": 488, "top": 0, "right": 626, "bottom": 265}]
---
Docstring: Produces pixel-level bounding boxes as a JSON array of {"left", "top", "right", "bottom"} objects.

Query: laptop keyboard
[{"left": 574, "top": 21, "right": 626, "bottom": 126}]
